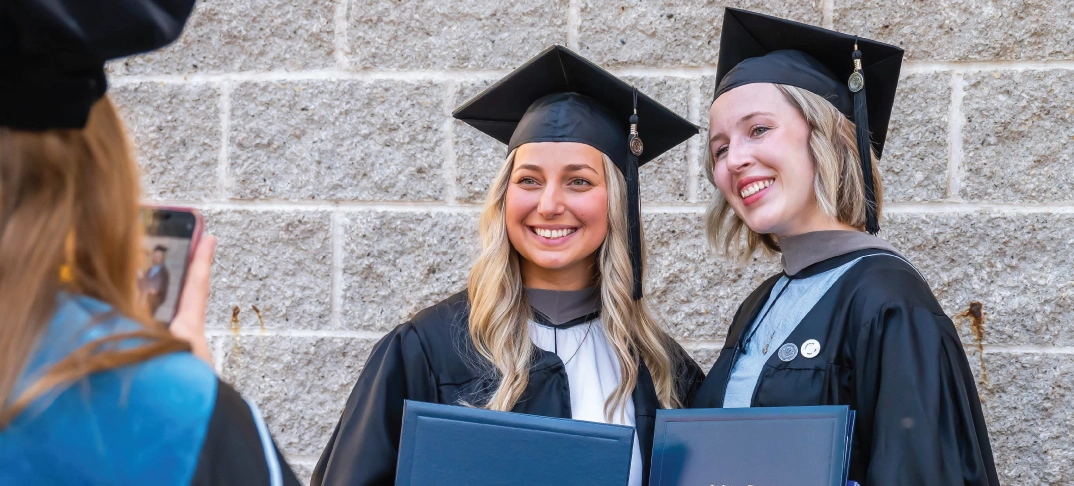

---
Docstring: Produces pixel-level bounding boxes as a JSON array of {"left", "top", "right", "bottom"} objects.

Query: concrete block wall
[{"left": 109, "top": 0, "right": 1074, "bottom": 483}]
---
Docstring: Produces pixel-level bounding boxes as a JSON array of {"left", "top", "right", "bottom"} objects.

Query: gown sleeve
[
  {"left": 190, "top": 379, "right": 302, "bottom": 486},
  {"left": 853, "top": 300, "right": 998, "bottom": 485},
  {"left": 311, "top": 323, "right": 437, "bottom": 486}
]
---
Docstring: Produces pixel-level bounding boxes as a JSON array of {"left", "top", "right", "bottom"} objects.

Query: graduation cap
[
  {"left": 454, "top": 45, "right": 698, "bottom": 300},
  {"left": 713, "top": 8, "right": 904, "bottom": 234},
  {"left": 0, "top": 0, "right": 197, "bottom": 130}
]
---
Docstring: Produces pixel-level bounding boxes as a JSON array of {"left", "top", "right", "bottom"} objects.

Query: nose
[
  {"left": 536, "top": 183, "right": 566, "bottom": 219},
  {"left": 725, "top": 140, "right": 754, "bottom": 174}
]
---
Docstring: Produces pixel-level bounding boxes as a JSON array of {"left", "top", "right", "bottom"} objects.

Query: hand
[{"left": 170, "top": 235, "right": 218, "bottom": 367}]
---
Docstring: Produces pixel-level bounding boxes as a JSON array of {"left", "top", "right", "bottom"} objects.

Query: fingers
[{"left": 176, "top": 234, "right": 217, "bottom": 321}]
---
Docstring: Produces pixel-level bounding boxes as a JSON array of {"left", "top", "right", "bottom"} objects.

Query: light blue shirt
[{"left": 723, "top": 257, "right": 863, "bottom": 408}]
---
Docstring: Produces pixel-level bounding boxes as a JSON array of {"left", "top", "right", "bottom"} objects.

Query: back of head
[{"left": 0, "top": 0, "right": 196, "bottom": 428}]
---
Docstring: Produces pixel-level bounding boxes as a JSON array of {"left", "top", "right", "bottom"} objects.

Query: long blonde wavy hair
[
  {"left": 467, "top": 149, "right": 682, "bottom": 420},
  {"left": 705, "top": 84, "right": 884, "bottom": 259},
  {"left": 0, "top": 97, "right": 191, "bottom": 429}
]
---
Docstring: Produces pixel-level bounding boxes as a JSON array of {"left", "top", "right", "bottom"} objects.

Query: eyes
[
  {"left": 516, "top": 176, "right": 594, "bottom": 188},
  {"left": 713, "top": 125, "right": 773, "bottom": 160}
]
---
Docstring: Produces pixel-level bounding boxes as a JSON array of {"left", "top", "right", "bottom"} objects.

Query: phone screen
[{"left": 140, "top": 208, "right": 199, "bottom": 325}]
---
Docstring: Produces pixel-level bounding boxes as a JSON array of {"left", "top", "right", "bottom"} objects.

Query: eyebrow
[
  {"left": 709, "top": 111, "right": 776, "bottom": 143},
  {"left": 513, "top": 163, "right": 599, "bottom": 174}
]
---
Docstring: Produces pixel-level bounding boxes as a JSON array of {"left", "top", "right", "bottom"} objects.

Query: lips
[{"left": 734, "top": 175, "right": 776, "bottom": 206}]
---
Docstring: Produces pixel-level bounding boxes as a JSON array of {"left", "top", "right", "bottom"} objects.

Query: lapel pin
[
  {"left": 777, "top": 342, "right": 798, "bottom": 362},
  {"left": 801, "top": 339, "right": 821, "bottom": 359}
]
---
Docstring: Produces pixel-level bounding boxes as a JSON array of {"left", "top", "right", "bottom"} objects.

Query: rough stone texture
[
  {"left": 229, "top": 80, "right": 445, "bottom": 201},
  {"left": 626, "top": 76, "right": 694, "bottom": 203},
  {"left": 218, "top": 336, "right": 377, "bottom": 457},
  {"left": 645, "top": 212, "right": 781, "bottom": 341},
  {"left": 290, "top": 463, "right": 316, "bottom": 486},
  {"left": 203, "top": 210, "right": 332, "bottom": 330},
  {"left": 834, "top": 0, "right": 1074, "bottom": 62},
  {"left": 683, "top": 345, "right": 722, "bottom": 371},
  {"left": 110, "top": 83, "right": 220, "bottom": 201},
  {"left": 962, "top": 71, "right": 1074, "bottom": 202},
  {"left": 978, "top": 352, "right": 1074, "bottom": 484},
  {"left": 577, "top": 0, "right": 823, "bottom": 68},
  {"left": 882, "top": 72, "right": 951, "bottom": 202},
  {"left": 109, "top": 0, "right": 335, "bottom": 75},
  {"left": 342, "top": 211, "right": 479, "bottom": 332},
  {"left": 454, "top": 79, "right": 510, "bottom": 204},
  {"left": 348, "top": 1, "right": 568, "bottom": 69},
  {"left": 885, "top": 212, "right": 1074, "bottom": 346}
]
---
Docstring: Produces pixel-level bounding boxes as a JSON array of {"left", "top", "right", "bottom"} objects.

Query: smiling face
[
  {"left": 709, "top": 83, "right": 846, "bottom": 237},
  {"left": 505, "top": 142, "right": 609, "bottom": 290}
]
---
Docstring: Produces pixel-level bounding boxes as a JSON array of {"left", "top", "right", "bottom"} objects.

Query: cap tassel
[
  {"left": 627, "top": 88, "right": 644, "bottom": 300},
  {"left": 850, "top": 41, "right": 880, "bottom": 234}
]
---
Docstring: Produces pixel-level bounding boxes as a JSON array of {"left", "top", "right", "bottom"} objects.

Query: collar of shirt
[{"left": 778, "top": 230, "right": 902, "bottom": 277}]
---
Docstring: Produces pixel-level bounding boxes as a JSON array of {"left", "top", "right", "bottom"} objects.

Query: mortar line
[
  {"left": 686, "top": 77, "right": 702, "bottom": 203},
  {"left": 212, "top": 338, "right": 225, "bottom": 373},
  {"left": 330, "top": 212, "right": 344, "bottom": 329},
  {"left": 946, "top": 72, "right": 966, "bottom": 201},
  {"left": 216, "top": 83, "right": 232, "bottom": 200},
  {"left": 147, "top": 199, "right": 1074, "bottom": 214},
  {"left": 106, "top": 60, "right": 1074, "bottom": 86},
  {"left": 566, "top": 0, "right": 581, "bottom": 50},
  {"left": 442, "top": 81, "right": 460, "bottom": 205},
  {"left": 822, "top": 0, "right": 835, "bottom": 29},
  {"left": 332, "top": 0, "right": 349, "bottom": 68},
  {"left": 205, "top": 328, "right": 390, "bottom": 339}
]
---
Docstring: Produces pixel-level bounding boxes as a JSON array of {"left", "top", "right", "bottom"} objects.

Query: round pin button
[
  {"left": 777, "top": 343, "right": 798, "bottom": 362},
  {"left": 801, "top": 339, "right": 821, "bottom": 359}
]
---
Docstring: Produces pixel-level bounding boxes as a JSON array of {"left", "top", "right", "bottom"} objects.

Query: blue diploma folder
[
  {"left": 396, "top": 400, "right": 635, "bottom": 486},
  {"left": 649, "top": 405, "right": 855, "bottom": 486}
]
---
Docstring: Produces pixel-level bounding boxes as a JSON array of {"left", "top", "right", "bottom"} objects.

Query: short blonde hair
[{"left": 704, "top": 84, "right": 883, "bottom": 259}]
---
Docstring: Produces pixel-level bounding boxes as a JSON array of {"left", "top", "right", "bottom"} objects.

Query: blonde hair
[
  {"left": 704, "top": 84, "right": 884, "bottom": 259},
  {"left": 466, "top": 150, "right": 682, "bottom": 419},
  {"left": 0, "top": 97, "right": 191, "bottom": 429}
]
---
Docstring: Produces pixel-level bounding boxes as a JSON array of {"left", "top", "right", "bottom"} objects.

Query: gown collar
[
  {"left": 525, "top": 286, "right": 602, "bottom": 329},
  {"left": 779, "top": 230, "right": 901, "bottom": 277}
]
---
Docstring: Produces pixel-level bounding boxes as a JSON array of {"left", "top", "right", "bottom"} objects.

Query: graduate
[
  {"left": 692, "top": 9, "right": 999, "bottom": 485},
  {"left": 313, "top": 46, "right": 703, "bottom": 486},
  {"left": 0, "top": 1, "right": 299, "bottom": 484}
]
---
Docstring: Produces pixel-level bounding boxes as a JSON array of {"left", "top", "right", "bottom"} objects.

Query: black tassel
[
  {"left": 851, "top": 44, "right": 880, "bottom": 234},
  {"left": 627, "top": 88, "right": 644, "bottom": 300},
  {"left": 626, "top": 152, "right": 643, "bottom": 300}
]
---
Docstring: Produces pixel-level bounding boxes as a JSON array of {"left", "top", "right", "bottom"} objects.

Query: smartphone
[{"left": 139, "top": 206, "right": 203, "bottom": 325}]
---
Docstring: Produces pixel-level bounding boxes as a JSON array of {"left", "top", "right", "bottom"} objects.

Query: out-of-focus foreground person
[{"left": 0, "top": 1, "right": 300, "bottom": 484}]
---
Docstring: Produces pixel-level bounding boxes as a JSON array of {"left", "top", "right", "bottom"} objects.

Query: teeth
[
  {"left": 739, "top": 179, "right": 773, "bottom": 199},
  {"left": 535, "top": 228, "right": 577, "bottom": 239}
]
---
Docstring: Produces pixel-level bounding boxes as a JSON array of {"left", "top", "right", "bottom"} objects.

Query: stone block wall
[{"left": 109, "top": 0, "right": 1074, "bottom": 483}]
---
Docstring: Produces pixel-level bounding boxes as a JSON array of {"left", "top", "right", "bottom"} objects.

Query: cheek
[
  {"left": 574, "top": 189, "right": 609, "bottom": 241},
  {"left": 713, "top": 164, "right": 734, "bottom": 195},
  {"left": 503, "top": 187, "right": 534, "bottom": 234}
]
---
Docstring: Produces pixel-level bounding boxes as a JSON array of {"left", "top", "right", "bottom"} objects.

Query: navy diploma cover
[
  {"left": 396, "top": 400, "right": 635, "bottom": 485},
  {"left": 649, "top": 405, "right": 855, "bottom": 486}
]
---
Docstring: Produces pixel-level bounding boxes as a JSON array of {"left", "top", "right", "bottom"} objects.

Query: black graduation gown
[
  {"left": 694, "top": 249, "right": 999, "bottom": 485},
  {"left": 312, "top": 291, "right": 705, "bottom": 486}
]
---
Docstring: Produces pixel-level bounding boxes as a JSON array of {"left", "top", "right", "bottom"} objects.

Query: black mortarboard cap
[
  {"left": 454, "top": 45, "right": 698, "bottom": 300},
  {"left": 713, "top": 8, "right": 904, "bottom": 234},
  {"left": 0, "top": 0, "right": 196, "bottom": 130}
]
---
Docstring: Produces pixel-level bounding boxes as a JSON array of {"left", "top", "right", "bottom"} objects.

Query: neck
[
  {"left": 519, "top": 259, "right": 597, "bottom": 291},
  {"left": 774, "top": 210, "right": 859, "bottom": 239}
]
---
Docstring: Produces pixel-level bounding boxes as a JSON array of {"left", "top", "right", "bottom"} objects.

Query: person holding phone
[
  {"left": 313, "top": 46, "right": 704, "bottom": 486},
  {"left": 0, "top": 1, "right": 300, "bottom": 484},
  {"left": 692, "top": 9, "right": 998, "bottom": 485}
]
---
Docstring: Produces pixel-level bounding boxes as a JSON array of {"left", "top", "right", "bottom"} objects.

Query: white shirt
[{"left": 529, "top": 318, "right": 642, "bottom": 486}]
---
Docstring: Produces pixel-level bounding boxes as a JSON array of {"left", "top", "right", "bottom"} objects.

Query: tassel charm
[
  {"left": 628, "top": 88, "right": 643, "bottom": 156},
  {"left": 848, "top": 43, "right": 865, "bottom": 93}
]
